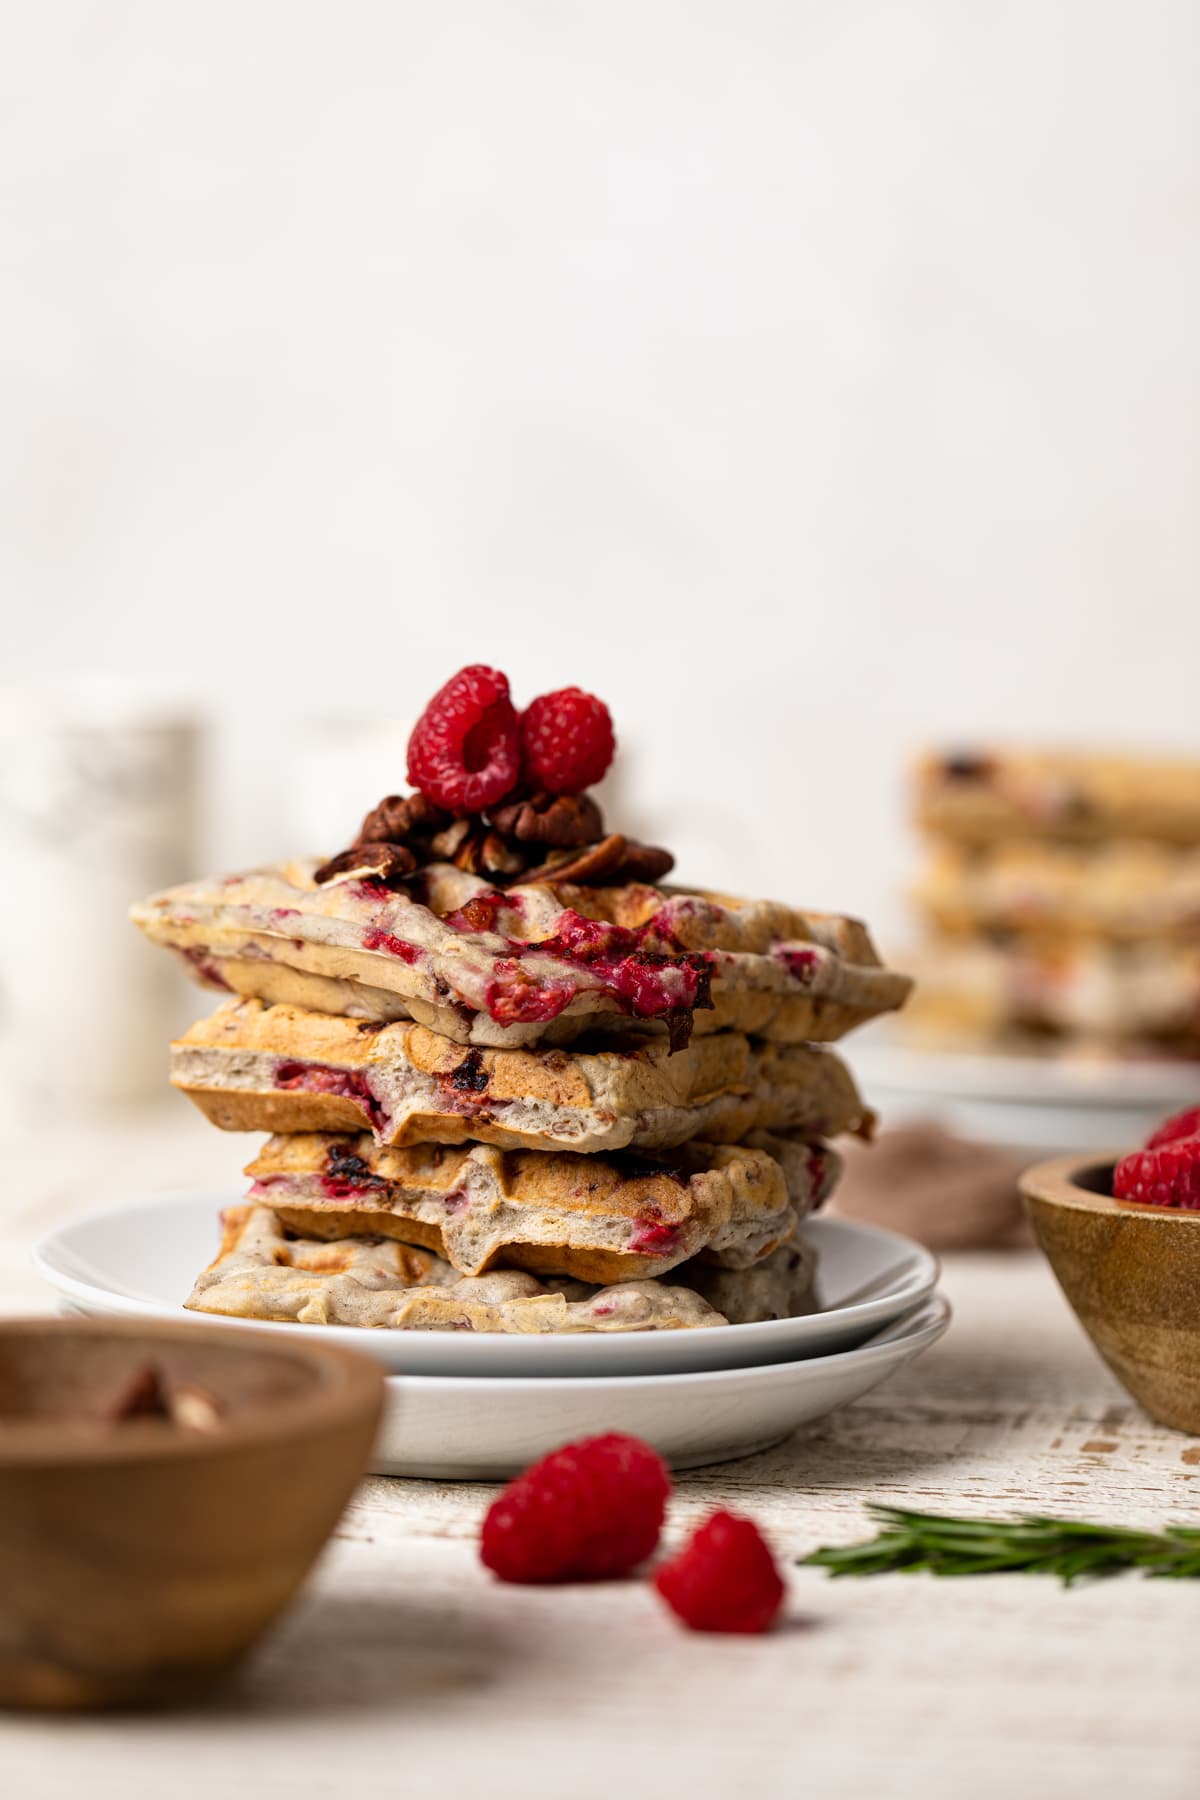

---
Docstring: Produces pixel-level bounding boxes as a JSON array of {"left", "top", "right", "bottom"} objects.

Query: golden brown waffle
[
  {"left": 172, "top": 998, "right": 874, "bottom": 1153},
  {"left": 681, "top": 1236, "right": 818, "bottom": 1324},
  {"left": 184, "top": 1205, "right": 818, "bottom": 1332},
  {"left": 915, "top": 840, "right": 1200, "bottom": 943},
  {"left": 244, "top": 1128, "right": 838, "bottom": 1284},
  {"left": 916, "top": 749, "right": 1200, "bottom": 845},
  {"left": 131, "top": 859, "right": 912, "bottom": 1049},
  {"left": 903, "top": 934, "right": 1200, "bottom": 1050},
  {"left": 186, "top": 1205, "right": 716, "bottom": 1330}
]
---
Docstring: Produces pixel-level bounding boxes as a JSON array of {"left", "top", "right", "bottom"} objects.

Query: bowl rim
[
  {"left": 0, "top": 1315, "right": 384, "bottom": 1468},
  {"left": 1019, "top": 1152, "right": 1200, "bottom": 1222}
]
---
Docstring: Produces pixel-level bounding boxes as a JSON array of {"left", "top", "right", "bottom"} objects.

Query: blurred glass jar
[{"left": 0, "top": 682, "right": 200, "bottom": 1121}]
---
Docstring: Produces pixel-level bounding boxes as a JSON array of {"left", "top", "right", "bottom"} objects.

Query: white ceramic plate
[
  {"left": 849, "top": 1039, "right": 1199, "bottom": 1152},
  {"left": 367, "top": 1296, "right": 951, "bottom": 1477},
  {"left": 33, "top": 1191, "right": 938, "bottom": 1378}
]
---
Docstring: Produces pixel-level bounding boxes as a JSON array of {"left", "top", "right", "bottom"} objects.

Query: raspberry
[
  {"left": 520, "top": 687, "right": 615, "bottom": 795},
  {"left": 1114, "top": 1137, "right": 1200, "bottom": 1209},
  {"left": 480, "top": 1432, "right": 670, "bottom": 1583},
  {"left": 654, "top": 1509, "right": 785, "bottom": 1634},
  {"left": 1146, "top": 1105, "right": 1200, "bottom": 1151},
  {"left": 406, "top": 666, "right": 521, "bottom": 815}
]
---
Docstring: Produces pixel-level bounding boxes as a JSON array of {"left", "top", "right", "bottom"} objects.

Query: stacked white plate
[{"left": 34, "top": 1194, "right": 949, "bottom": 1478}]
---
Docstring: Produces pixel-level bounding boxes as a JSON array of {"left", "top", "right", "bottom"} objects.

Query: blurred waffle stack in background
[
  {"left": 908, "top": 750, "right": 1200, "bottom": 1059},
  {"left": 837, "top": 749, "right": 1200, "bottom": 1233}
]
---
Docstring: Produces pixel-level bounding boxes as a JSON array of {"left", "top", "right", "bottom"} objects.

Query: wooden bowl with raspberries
[{"left": 1021, "top": 1106, "right": 1200, "bottom": 1435}]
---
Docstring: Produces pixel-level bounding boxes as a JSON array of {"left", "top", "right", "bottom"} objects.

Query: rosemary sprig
[{"left": 800, "top": 1505, "right": 1200, "bottom": 1584}]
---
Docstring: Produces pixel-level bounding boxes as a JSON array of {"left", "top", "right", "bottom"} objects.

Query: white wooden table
[{"left": 3, "top": 1108, "right": 1199, "bottom": 1798}]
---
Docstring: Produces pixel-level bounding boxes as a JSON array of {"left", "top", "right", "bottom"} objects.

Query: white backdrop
[{"left": 3, "top": 1, "right": 1197, "bottom": 948}]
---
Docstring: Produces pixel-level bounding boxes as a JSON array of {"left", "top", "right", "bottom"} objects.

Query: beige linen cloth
[{"left": 831, "top": 1123, "right": 1033, "bottom": 1251}]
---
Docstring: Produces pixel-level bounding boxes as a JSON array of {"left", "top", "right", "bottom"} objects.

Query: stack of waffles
[
  {"left": 132, "top": 678, "right": 912, "bottom": 1337},
  {"left": 907, "top": 749, "right": 1200, "bottom": 1056}
]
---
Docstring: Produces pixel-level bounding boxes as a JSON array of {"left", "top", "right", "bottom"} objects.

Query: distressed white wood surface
[{"left": 2, "top": 1109, "right": 1199, "bottom": 1799}]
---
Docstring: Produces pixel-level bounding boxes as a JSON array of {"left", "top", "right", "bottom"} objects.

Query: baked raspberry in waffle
[
  {"left": 243, "top": 1129, "right": 837, "bottom": 1284},
  {"left": 171, "top": 997, "right": 874, "bottom": 1154},
  {"left": 131, "top": 859, "right": 912, "bottom": 1051},
  {"left": 184, "top": 1204, "right": 818, "bottom": 1332}
]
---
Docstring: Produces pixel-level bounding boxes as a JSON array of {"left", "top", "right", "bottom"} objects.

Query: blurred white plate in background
[{"left": 849, "top": 1040, "right": 1200, "bottom": 1153}]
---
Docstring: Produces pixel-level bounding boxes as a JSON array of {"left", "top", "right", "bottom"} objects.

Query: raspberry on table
[
  {"left": 480, "top": 1432, "right": 671, "bottom": 1583},
  {"left": 406, "top": 665, "right": 522, "bottom": 815},
  {"left": 521, "top": 687, "right": 616, "bottom": 795},
  {"left": 1146, "top": 1105, "right": 1200, "bottom": 1151},
  {"left": 654, "top": 1508, "right": 785, "bottom": 1633},
  {"left": 1114, "top": 1137, "right": 1200, "bottom": 1209}
]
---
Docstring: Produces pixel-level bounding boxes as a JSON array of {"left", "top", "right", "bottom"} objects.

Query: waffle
[
  {"left": 680, "top": 1236, "right": 818, "bottom": 1324},
  {"left": 916, "top": 749, "right": 1200, "bottom": 846},
  {"left": 183, "top": 1205, "right": 818, "bottom": 1332},
  {"left": 131, "top": 860, "right": 912, "bottom": 1049},
  {"left": 186, "top": 1204, "right": 718, "bottom": 1331},
  {"left": 244, "top": 1128, "right": 838, "bottom": 1283},
  {"left": 904, "top": 935, "right": 1200, "bottom": 1049},
  {"left": 172, "top": 997, "right": 874, "bottom": 1153},
  {"left": 915, "top": 840, "right": 1200, "bottom": 942}
]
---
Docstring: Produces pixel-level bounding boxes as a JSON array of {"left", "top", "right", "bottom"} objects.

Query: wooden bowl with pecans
[
  {"left": 0, "top": 1317, "right": 383, "bottom": 1708},
  {"left": 1021, "top": 1154, "right": 1200, "bottom": 1434}
]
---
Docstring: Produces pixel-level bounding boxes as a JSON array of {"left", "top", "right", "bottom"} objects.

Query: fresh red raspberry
[
  {"left": 1146, "top": 1105, "right": 1200, "bottom": 1151},
  {"left": 1114, "top": 1137, "right": 1200, "bottom": 1209},
  {"left": 654, "top": 1509, "right": 785, "bottom": 1634},
  {"left": 406, "top": 665, "right": 521, "bottom": 815},
  {"left": 480, "top": 1432, "right": 670, "bottom": 1583},
  {"left": 520, "top": 687, "right": 616, "bottom": 795}
]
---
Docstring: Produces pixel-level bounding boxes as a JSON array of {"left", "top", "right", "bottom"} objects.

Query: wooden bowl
[
  {"left": 1021, "top": 1154, "right": 1200, "bottom": 1434},
  {"left": 0, "top": 1317, "right": 384, "bottom": 1708}
]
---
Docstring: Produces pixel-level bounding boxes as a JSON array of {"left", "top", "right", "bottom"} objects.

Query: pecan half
[
  {"left": 430, "top": 819, "right": 473, "bottom": 858},
  {"left": 488, "top": 791, "right": 604, "bottom": 848},
  {"left": 612, "top": 841, "right": 675, "bottom": 884},
  {"left": 314, "top": 840, "right": 417, "bottom": 885},
  {"left": 479, "top": 833, "right": 529, "bottom": 876},
  {"left": 522, "top": 833, "right": 630, "bottom": 885},
  {"left": 358, "top": 792, "right": 449, "bottom": 843},
  {"left": 452, "top": 827, "right": 530, "bottom": 878},
  {"left": 520, "top": 835, "right": 674, "bottom": 887}
]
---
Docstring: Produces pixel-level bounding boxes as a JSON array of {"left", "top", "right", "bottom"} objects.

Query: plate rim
[
  {"left": 32, "top": 1189, "right": 940, "bottom": 1366},
  {"left": 374, "top": 1294, "right": 951, "bottom": 1392},
  {"left": 851, "top": 1038, "right": 1200, "bottom": 1108}
]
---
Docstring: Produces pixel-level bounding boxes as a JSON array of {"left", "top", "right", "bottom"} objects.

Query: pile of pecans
[{"left": 314, "top": 791, "right": 675, "bottom": 890}]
